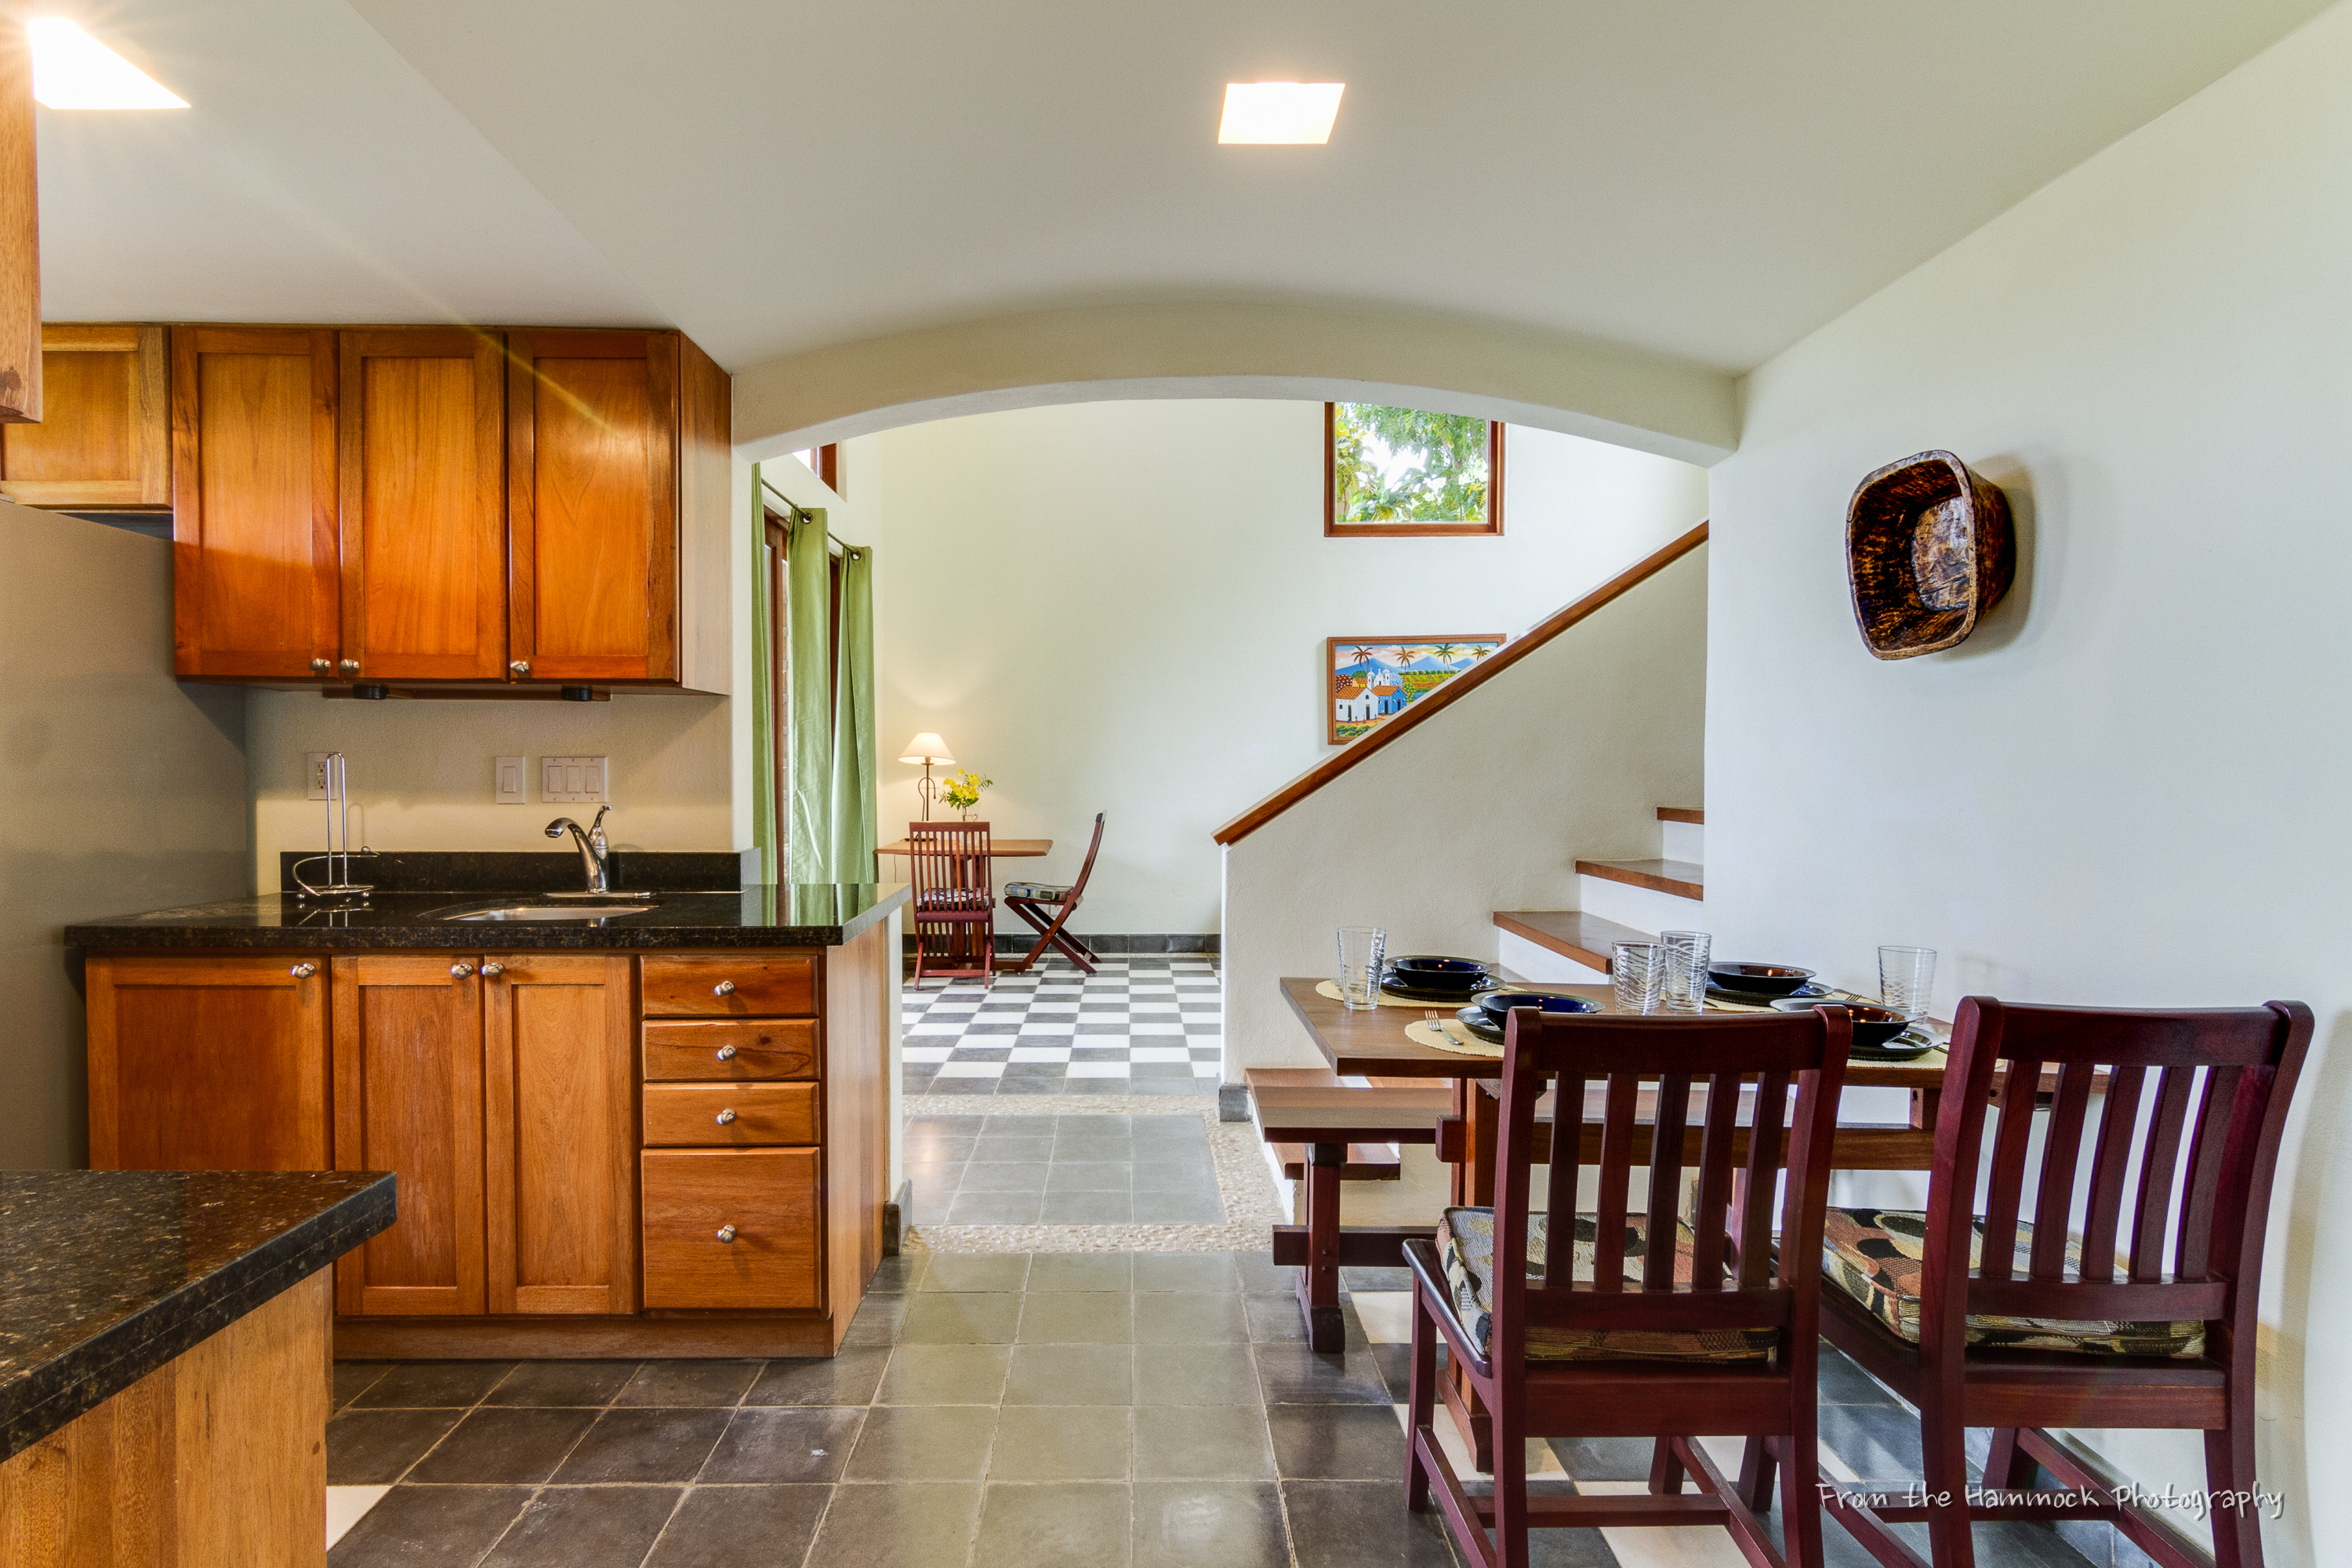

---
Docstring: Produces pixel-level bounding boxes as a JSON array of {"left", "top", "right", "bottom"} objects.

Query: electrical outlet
[
  {"left": 541, "top": 756, "right": 608, "bottom": 804},
  {"left": 495, "top": 756, "right": 526, "bottom": 804},
  {"left": 306, "top": 752, "right": 332, "bottom": 801}
]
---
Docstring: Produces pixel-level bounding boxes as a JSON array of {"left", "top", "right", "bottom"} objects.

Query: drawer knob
[
  {"left": 715, "top": 1108, "right": 738, "bottom": 1125},
  {"left": 289, "top": 962, "right": 317, "bottom": 978},
  {"left": 715, "top": 1224, "right": 737, "bottom": 1243},
  {"left": 480, "top": 961, "right": 505, "bottom": 978},
  {"left": 338, "top": 659, "right": 360, "bottom": 676},
  {"left": 716, "top": 1044, "right": 738, "bottom": 1061},
  {"left": 450, "top": 962, "right": 476, "bottom": 978},
  {"left": 309, "top": 657, "right": 331, "bottom": 675},
  {"left": 510, "top": 660, "right": 532, "bottom": 677},
  {"left": 713, "top": 980, "right": 736, "bottom": 996}
]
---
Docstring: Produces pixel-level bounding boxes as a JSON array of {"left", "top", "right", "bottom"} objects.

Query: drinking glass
[
  {"left": 1337, "top": 926, "right": 1388, "bottom": 1011},
  {"left": 1879, "top": 946, "right": 1937, "bottom": 1022},
  {"left": 1613, "top": 942, "right": 1665, "bottom": 1014},
  {"left": 1660, "top": 930, "right": 1712, "bottom": 1014}
]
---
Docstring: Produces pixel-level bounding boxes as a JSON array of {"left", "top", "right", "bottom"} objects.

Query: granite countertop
[
  {"left": 64, "top": 882, "right": 911, "bottom": 952},
  {"left": 1, "top": 1170, "right": 394, "bottom": 1458}
]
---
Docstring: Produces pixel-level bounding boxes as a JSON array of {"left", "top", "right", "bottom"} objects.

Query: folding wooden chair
[
  {"left": 1000, "top": 811, "right": 1105, "bottom": 975},
  {"left": 1808, "top": 996, "right": 2311, "bottom": 1568},
  {"left": 1404, "top": 1003, "right": 1852, "bottom": 1568},
  {"left": 907, "top": 819, "right": 996, "bottom": 989}
]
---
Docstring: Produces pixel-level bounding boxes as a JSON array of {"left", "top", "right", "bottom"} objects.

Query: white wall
[
  {"left": 1706, "top": 5, "right": 2352, "bottom": 1557},
  {"left": 0, "top": 506, "right": 249, "bottom": 1167},
  {"left": 1225, "top": 549, "right": 1707, "bottom": 1075},
  {"left": 849, "top": 400, "right": 1708, "bottom": 934}
]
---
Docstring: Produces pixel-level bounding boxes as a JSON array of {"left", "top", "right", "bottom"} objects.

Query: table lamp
[{"left": 898, "top": 732, "right": 956, "bottom": 819}]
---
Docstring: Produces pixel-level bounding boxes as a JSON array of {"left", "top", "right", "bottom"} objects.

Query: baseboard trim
[{"left": 1218, "top": 1083, "right": 1251, "bottom": 1123}]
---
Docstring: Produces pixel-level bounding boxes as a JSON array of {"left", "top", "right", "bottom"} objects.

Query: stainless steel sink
[{"left": 441, "top": 902, "right": 660, "bottom": 922}]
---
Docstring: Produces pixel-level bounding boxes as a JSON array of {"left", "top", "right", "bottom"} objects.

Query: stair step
[
  {"left": 1492, "top": 910, "right": 1654, "bottom": 973},
  {"left": 1655, "top": 806, "right": 1704, "bottom": 824},
  {"left": 1575, "top": 858, "right": 1704, "bottom": 900}
]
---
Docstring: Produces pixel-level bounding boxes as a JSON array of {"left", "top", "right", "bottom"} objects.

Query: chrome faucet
[{"left": 546, "top": 806, "right": 612, "bottom": 895}]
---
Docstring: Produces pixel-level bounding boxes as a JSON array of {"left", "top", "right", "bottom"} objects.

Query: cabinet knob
[
  {"left": 715, "top": 1108, "right": 738, "bottom": 1125},
  {"left": 713, "top": 980, "right": 736, "bottom": 996},
  {"left": 338, "top": 659, "right": 360, "bottom": 676},
  {"left": 716, "top": 1044, "right": 738, "bottom": 1061},
  {"left": 480, "top": 962, "right": 505, "bottom": 978},
  {"left": 450, "top": 962, "right": 476, "bottom": 978},
  {"left": 715, "top": 1224, "right": 737, "bottom": 1243},
  {"left": 310, "top": 657, "right": 331, "bottom": 675},
  {"left": 289, "top": 962, "right": 318, "bottom": 978},
  {"left": 510, "top": 660, "right": 532, "bottom": 677}
]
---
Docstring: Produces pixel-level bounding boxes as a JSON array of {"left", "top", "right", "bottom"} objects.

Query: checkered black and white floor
[{"left": 900, "top": 956, "right": 1222, "bottom": 1097}]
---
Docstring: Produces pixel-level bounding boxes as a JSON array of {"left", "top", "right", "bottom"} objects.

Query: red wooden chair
[
  {"left": 907, "top": 820, "right": 996, "bottom": 989},
  {"left": 1000, "top": 812, "right": 1105, "bottom": 975},
  {"left": 1808, "top": 996, "right": 2311, "bottom": 1568},
  {"left": 1404, "top": 1004, "right": 1852, "bottom": 1568}
]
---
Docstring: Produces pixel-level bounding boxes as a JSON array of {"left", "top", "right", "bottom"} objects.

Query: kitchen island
[
  {"left": 0, "top": 1169, "right": 394, "bottom": 1566},
  {"left": 64, "top": 881, "right": 908, "bottom": 1363}
]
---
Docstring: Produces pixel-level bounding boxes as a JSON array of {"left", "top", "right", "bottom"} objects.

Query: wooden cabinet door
[
  {"left": 339, "top": 328, "right": 506, "bottom": 681},
  {"left": 641, "top": 1149, "right": 821, "bottom": 1310},
  {"left": 506, "top": 329, "right": 679, "bottom": 683},
  {"left": 85, "top": 953, "right": 329, "bottom": 1171},
  {"left": 484, "top": 953, "right": 637, "bottom": 1315},
  {"left": 330, "top": 954, "right": 487, "bottom": 1316},
  {"left": 0, "top": 324, "right": 169, "bottom": 508},
  {"left": 170, "top": 327, "right": 339, "bottom": 678}
]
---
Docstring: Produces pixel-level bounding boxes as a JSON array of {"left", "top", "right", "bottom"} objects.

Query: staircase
[{"left": 1495, "top": 807, "right": 1704, "bottom": 982}]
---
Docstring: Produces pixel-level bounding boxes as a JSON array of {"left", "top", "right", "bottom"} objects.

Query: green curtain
[
  {"left": 785, "top": 506, "right": 834, "bottom": 883},
  {"left": 826, "top": 546, "right": 877, "bottom": 884},
  {"left": 748, "top": 463, "right": 779, "bottom": 884}
]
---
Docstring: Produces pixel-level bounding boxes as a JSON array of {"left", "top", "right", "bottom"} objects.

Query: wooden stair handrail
[{"left": 1212, "top": 521, "right": 1709, "bottom": 847}]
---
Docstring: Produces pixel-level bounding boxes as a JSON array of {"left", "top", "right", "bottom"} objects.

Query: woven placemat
[
  {"left": 1404, "top": 1018, "right": 1504, "bottom": 1058},
  {"left": 1315, "top": 978, "right": 1463, "bottom": 1010}
]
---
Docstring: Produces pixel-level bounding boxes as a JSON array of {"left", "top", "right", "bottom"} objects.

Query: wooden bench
[
  {"left": 1245, "top": 1067, "right": 1433, "bottom": 1181},
  {"left": 1243, "top": 1066, "right": 1454, "bottom": 1352}
]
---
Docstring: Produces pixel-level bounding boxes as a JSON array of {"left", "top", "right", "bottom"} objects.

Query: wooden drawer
[
  {"left": 643, "top": 1081, "right": 819, "bottom": 1147},
  {"left": 641, "top": 955, "right": 815, "bottom": 1018},
  {"left": 641, "top": 1148, "right": 820, "bottom": 1309},
  {"left": 644, "top": 1019, "right": 818, "bottom": 1082}
]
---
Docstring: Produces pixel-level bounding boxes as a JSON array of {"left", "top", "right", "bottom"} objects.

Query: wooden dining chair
[
  {"left": 1806, "top": 996, "right": 2311, "bottom": 1568},
  {"left": 1000, "top": 811, "right": 1105, "bottom": 975},
  {"left": 906, "top": 820, "right": 996, "bottom": 988},
  {"left": 1404, "top": 1004, "right": 1852, "bottom": 1568}
]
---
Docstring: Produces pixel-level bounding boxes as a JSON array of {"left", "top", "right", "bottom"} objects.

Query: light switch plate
[
  {"left": 306, "top": 753, "right": 332, "bottom": 801},
  {"left": 495, "top": 756, "right": 527, "bottom": 804},
  {"left": 541, "top": 756, "right": 608, "bottom": 804}
]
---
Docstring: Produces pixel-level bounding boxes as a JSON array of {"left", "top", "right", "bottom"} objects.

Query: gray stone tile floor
[
  {"left": 905, "top": 1112, "right": 1225, "bottom": 1228},
  {"left": 327, "top": 1249, "right": 2119, "bottom": 1567}
]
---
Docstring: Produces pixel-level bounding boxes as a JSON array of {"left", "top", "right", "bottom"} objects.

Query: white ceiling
[{"left": 38, "top": 0, "right": 2335, "bottom": 376}]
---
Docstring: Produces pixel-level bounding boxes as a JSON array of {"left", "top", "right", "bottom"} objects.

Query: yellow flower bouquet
[{"left": 941, "top": 769, "right": 993, "bottom": 815}]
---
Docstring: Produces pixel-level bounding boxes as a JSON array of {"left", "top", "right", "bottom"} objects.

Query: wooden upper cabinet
[
  {"left": 0, "top": 325, "right": 169, "bottom": 508},
  {"left": 85, "top": 953, "right": 330, "bottom": 1171},
  {"left": 171, "top": 327, "right": 339, "bottom": 679},
  {"left": 339, "top": 328, "right": 506, "bottom": 681},
  {"left": 332, "top": 954, "right": 488, "bottom": 1317},
  {"left": 506, "top": 329, "right": 680, "bottom": 683}
]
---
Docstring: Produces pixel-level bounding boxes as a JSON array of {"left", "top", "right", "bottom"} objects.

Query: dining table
[
  {"left": 1266, "top": 975, "right": 1957, "bottom": 1465},
  {"left": 876, "top": 837, "right": 1053, "bottom": 858}
]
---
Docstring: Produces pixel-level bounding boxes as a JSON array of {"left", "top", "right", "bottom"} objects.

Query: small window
[
  {"left": 787, "top": 443, "right": 844, "bottom": 495},
  {"left": 1324, "top": 403, "right": 1502, "bottom": 537}
]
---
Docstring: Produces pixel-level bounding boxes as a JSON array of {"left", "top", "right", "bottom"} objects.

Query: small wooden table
[{"left": 877, "top": 837, "right": 1053, "bottom": 858}]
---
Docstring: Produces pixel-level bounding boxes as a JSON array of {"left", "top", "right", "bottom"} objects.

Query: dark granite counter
[
  {"left": 1, "top": 1170, "right": 394, "bottom": 1458},
  {"left": 64, "top": 882, "right": 910, "bottom": 952}
]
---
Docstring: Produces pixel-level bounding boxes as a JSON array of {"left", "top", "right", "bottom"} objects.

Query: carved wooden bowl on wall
[{"left": 1846, "top": 449, "right": 2015, "bottom": 659}]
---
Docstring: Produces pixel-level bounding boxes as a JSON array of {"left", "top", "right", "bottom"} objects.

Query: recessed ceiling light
[
  {"left": 29, "top": 19, "right": 187, "bottom": 110},
  {"left": 1218, "top": 82, "right": 1343, "bottom": 145}
]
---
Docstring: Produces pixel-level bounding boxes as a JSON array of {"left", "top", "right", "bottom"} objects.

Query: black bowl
[
  {"left": 1708, "top": 961, "right": 1816, "bottom": 997},
  {"left": 1770, "top": 997, "right": 1908, "bottom": 1050},
  {"left": 1475, "top": 989, "right": 1601, "bottom": 1024},
  {"left": 1388, "top": 955, "right": 1490, "bottom": 986},
  {"left": 1454, "top": 1006, "right": 1505, "bottom": 1044}
]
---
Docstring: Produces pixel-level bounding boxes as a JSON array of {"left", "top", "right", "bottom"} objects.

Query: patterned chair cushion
[
  {"left": 1820, "top": 1207, "right": 2205, "bottom": 1358},
  {"left": 913, "top": 889, "right": 993, "bottom": 913},
  {"left": 1436, "top": 1207, "right": 1777, "bottom": 1364},
  {"left": 1002, "top": 882, "right": 1070, "bottom": 902}
]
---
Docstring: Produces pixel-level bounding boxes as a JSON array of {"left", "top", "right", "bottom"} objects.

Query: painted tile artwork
[{"left": 1327, "top": 634, "right": 1505, "bottom": 743}]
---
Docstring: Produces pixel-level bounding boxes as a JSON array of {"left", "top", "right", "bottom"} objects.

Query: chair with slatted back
[
  {"left": 1806, "top": 996, "right": 2311, "bottom": 1568},
  {"left": 1403, "top": 1004, "right": 1852, "bottom": 1568},
  {"left": 1001, "top": 812, "right": 1105, "bottom": 975},
  {"left": 907, "top": 819, "right": 996, "bottom": 988}
]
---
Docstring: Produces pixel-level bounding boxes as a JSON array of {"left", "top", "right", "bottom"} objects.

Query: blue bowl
[{"left": 1475, "top": 989, "right": 1601, "bottom": 1025}]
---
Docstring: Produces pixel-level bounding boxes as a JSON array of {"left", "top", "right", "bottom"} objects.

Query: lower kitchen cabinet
[{"left": 641, "top": 1149, "right": 822, "bottom": 1310}]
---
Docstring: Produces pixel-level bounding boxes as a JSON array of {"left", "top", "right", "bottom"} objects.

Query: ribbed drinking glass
[
  {"left": 1660, "top": 930, "right": 1711, "bottom": 1014},
  {"left": 1878, "top": 946, "right": 1937, "bottom": 1022},
  {"left": 1337, "top": 927, "right": 1388, "bottom": 1011},
  {"left": 1613, "top": 942, "right": 1666, "bottom": 1015}
]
